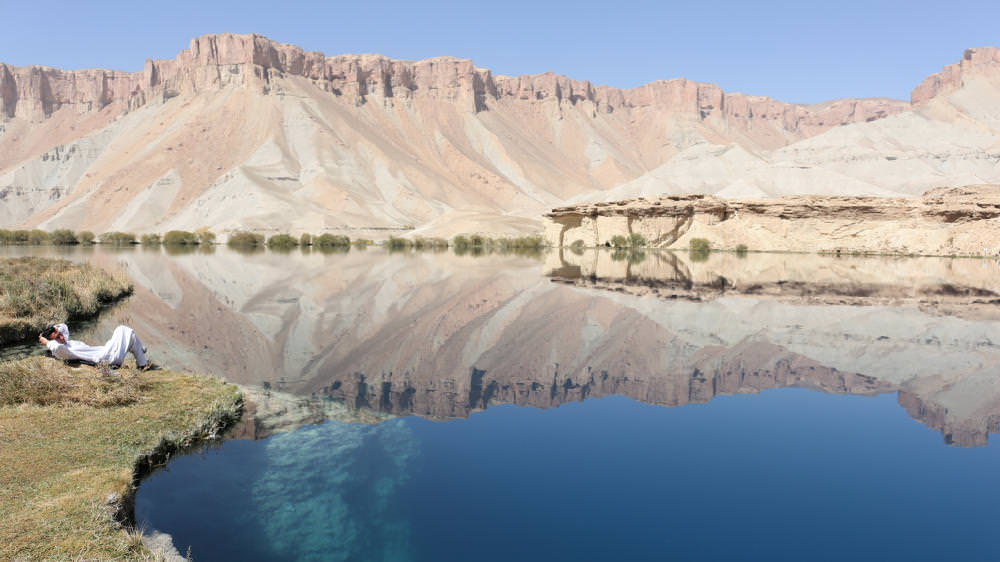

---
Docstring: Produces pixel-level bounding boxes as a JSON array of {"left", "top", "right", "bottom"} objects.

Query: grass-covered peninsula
[
  {"left": 0, "top": 358, "right": 242, "bottom": 559},
  {"left": 0, "top": 258, "right": 243, "bottom": 559}
]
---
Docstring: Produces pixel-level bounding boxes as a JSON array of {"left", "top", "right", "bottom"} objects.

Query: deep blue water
[{"left": 136, "top": 389, "right": 1000, "bottom": 561}]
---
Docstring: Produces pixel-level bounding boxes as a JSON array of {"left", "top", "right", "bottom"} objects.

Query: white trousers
[{"left": 102, "top": 325, "right": 148, "bottom": 367}]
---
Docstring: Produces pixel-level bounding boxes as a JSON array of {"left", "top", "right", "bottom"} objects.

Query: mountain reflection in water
[{"left": 7, "top": 245, "right": 1000, "bottom": 446}]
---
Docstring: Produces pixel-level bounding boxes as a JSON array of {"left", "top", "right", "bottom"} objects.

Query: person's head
[{"left": 43, "top": 324, "right": 68, "bottom": 344}]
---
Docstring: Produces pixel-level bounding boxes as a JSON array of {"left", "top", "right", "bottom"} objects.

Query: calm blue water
[{"left": 136, "top": 389, "right": 1000, "bottom": 561}]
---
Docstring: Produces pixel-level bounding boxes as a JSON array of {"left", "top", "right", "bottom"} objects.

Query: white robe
[{"left": 47, "top": 325, "right": 148, "bottom": 367}]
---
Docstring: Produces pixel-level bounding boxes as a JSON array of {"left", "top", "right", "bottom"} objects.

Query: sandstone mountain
[{"left": 0, "top": 34, "right": 997, "bottom": 236}]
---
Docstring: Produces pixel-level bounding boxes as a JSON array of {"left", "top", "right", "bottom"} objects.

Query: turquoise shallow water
[{"left": 136, "top": 390, "right": 1000, "bottom": 561}]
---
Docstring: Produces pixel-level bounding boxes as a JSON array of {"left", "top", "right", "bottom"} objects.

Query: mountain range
[{"left": 2, "top": 34, "right": 998, "bottom": 236}]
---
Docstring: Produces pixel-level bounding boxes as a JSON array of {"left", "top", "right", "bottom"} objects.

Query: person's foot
[{"left": 138, "top": 362, "right": 160, "bottom": 372}]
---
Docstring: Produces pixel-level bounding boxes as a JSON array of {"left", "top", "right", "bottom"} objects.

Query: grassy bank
[
  {"left": 0, "top": 257, "right": 133, "bottom": 344},
  {"left": 0, "top": 357, "right": 241, "bottom": 559}
]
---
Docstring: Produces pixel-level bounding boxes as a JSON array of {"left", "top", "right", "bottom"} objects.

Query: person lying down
[{"left": 38, "top": 323, "right": 156, "bottom": 371}]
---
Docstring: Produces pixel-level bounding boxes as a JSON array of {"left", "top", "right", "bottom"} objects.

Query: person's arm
[{"left": 40, "top": 336, "right": 71, "bottom": 359}]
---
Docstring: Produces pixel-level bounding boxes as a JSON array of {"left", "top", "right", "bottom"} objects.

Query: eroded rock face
[
  {"left": 911, "top": 47, "right": 1000, "bottom": 106},
  {"left": 0, "top": 33, "right": 913, "bottom": 235},
  {"left": 544, "top": 185, "right": 1000, "bottom": 256},
  {"left": 0, "top": 33, "right": 907, "bottom": 126}
]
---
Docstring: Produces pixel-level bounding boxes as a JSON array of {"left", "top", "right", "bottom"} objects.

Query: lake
[{"left": 5, "top": 245, "right": 1000, "bottom": 560}]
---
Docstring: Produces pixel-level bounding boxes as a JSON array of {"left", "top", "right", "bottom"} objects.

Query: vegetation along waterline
[
  {"left": 0, "top": 257, "right": 133, "bottom": 345},
  {"left": 0, "top": 357, "right": 242, "bottom": 560}
]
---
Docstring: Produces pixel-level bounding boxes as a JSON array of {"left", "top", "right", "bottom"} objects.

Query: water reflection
[{"left": 4, "top": 245, "right": 1000, "bottom": 446}]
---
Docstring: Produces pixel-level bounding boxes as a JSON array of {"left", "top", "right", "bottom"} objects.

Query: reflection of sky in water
[{"left": 138, "top": 390, "right": 1000, "bottom": 561}]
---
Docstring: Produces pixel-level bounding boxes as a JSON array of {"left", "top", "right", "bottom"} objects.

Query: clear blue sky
[{"left": 2, "top": 0, "right": 997, "bottom": 104}]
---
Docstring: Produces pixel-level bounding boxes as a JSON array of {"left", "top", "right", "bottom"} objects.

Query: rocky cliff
[
  {"left": 544, "top": 185, "right": 1000, "bottom": 256},
  {"left": 0, "top": 33, "right": 915, "bottom": 235},
  {"left": 910, "top": 46, "right": 1000, "bottom": 106},
  {"left": 3, "top": 35, "right": 1000, "bottom": 237}
]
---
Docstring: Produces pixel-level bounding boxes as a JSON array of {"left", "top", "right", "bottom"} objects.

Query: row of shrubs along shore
[
  {"left": 0, "top": 229, "right": 219, "bottom": 246},
  {"left": 0, "top": 229, "right": 548, "bottom": 251}
]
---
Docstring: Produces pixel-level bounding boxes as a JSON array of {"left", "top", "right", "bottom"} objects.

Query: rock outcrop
[
  {"left": 910, "top": 46, "right": 1000, "bottom": 106},
  {"left": 0, "top": 33, "right": 905, "bottom": 127},
  {"left": 544, "top": 185, "right": 1000, "bottom": 256}
]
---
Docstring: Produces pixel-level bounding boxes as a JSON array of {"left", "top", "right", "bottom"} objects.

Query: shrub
[
  {"left": 386, "top": 236, "right": 413, "bottom": 250},
  {"left": 469, "top": 235, "right": 485, "bottom": 248},
  {"left": 735, "top": 244, "right": 749, "bottom": 257},
  {"left": 140, "top": 234, "right": 161, "bottom": 246},
  {"left": 227, "top": 231, "right": 265, "bottom": 248},
  {"left": 99, "top": 232, "right": 137, "bottom": 246},
  {"left": 194, "top": 227, "right": 216, "bottom": 245},
  {"left": 299, "top": 233, "right": 313, "bottom": 246},
  {"left": 314, "top": 234, "right": 350, "bottom": 248},
  {"left": 452, "top": 235, "right": 470, "bottom": 250},
  {"left": 352, "top": 238, "right": 373, "bottom": 246},
  {"left": 629, "top": 233, "right": 647, "bottom": 248},
  {"left": 49, "top": 230, "right": 79, "bottom": 245},
  {"left": 266, "top": 234, "right": 299, "bottom": 249},
  {"left": 413, "top": 237, "right": 449, "bottom": 250},
  {"left": 610, "top": 235, "right": 628, "bottom": 248},
  {"left": 689, "top": 238, "right": 711, "bottom": 254},
  {"left": 162, "top": 230, "right": 199, "bottom": 246},
  {"left": 11, "top": 230, "right": 30, "bottom": 244},
  {"left": 28, "top": 230, "right": 50, "bottom": 245},
  {"left": 77, "top": 231, "right": 95, "bottom": 245}
]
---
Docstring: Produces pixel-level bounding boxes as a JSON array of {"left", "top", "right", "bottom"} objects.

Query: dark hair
[{"left": 42, "top": 325, "right": 59, "bottom": 338}]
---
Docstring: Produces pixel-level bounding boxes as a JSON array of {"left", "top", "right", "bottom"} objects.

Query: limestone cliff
[
  {"left": 0, "top": 33, "right": 910, "bottom": 235},
  {"left": 544, "top": 185, "right": 1000, "bottom": 256}
]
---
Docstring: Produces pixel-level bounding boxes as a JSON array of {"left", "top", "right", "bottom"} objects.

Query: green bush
[
  {"left": 77, "top": 231, "right": 95, "bottom": 245},
  {"left": 49, "top": 230, "right": 79, "bottom": 246},
  {"left": 629, "top": 233, "right": 647, "bottom": 248},
  {"left": 99, "top": 232, "right": 137, "bottom": 246},
  {"left": 610, "top": 235, "right": 628, "bottom": 248},
  {"left": 352, "top": 238, "right": 373, "bottom": 246},
  {"left": 11, "top": 230, "right": 30, "bottom": 244},
  {"left": 452, "top": 235, "right": 470, "bottom": 250},
  {"left": 299, "top": 233, "right": 312, "bottom": 247},
  {"left": 140, "top": 234, "right": 161, "bottom": 246},
  {"left": 469, "top": 235, "right": 485, "bottom": 248},
  {"left": 266, "top": 234, "right": 299, "bottom": 249},
  {"left": 196, "top": 230, "right": 217, "bottom": 245},
  {"left": 227, "top": 231, "right": 265, "bottom": 248},
  {"left": 314, "top": 234, "right": 350, "bottom": 248},
  {"left": 162, "top": 230, "right": 199, "bottom": 246},
  {"left": 413, "top": 237, "right": 449, "bottom": 250},
  {"left": 735, "top": 244, "right": 749, "bottom": 257},
  {"left": 689, "top": 238, "right": 711, "bottom": 254},
  {"left": 28, "top": 230, "right": 50, "bottom": 245},
  {"left": 386, "top": 236, "right": 413, "bottom": 250}
]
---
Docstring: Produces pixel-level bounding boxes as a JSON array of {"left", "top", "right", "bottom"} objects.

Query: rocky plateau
[{"left": 544, "top": 184, "right": 1000, "bottom": 256}]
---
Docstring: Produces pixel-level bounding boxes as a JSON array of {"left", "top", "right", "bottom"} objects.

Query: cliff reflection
[
  {"left": 547, "top": 248, "right": 1000, "bottom": 317},
  {"left": 13, "top": 245, "right": 1000, "bottom": 447}
]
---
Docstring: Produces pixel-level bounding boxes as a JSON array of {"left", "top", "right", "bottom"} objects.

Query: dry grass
[
  {"left": 0, "top": 257, "right": 133, "bottom": 344},
  {"left": 0, "top": 356, "right": 142, "bottom": 407},
  {"left": 0, "top": 358, "right": 241, "bottom": 560}
]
